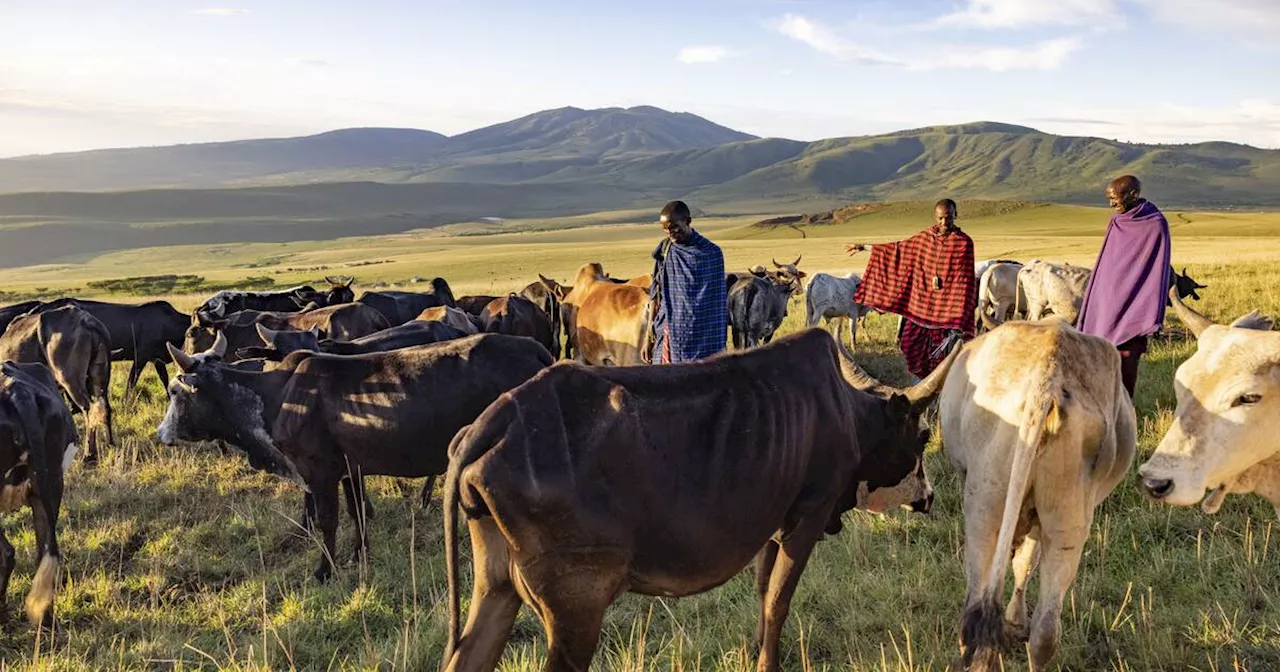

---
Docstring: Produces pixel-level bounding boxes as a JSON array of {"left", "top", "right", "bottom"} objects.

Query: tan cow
[
  {"left": 1017, "top": 260, "right": 1092, "bottom": 324},
  {"left": 417, "top": 306, "right": 480, "bottom": 334},
  {"left": 558, "top": 263, "right": 651, "bottom": 366},
  {"left": 977, "top": 262, "right": 1025, "bottom": 331},
  {"left": 939, "top": 319, "right": 1136, "bottom": 672},
  {"left": 1138, "top": 289, "right": 1279, "bottom": 515}
]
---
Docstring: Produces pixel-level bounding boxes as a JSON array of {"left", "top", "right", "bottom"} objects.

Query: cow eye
[{"left": 1232, "top": 394, "right": 1261, "bottom": 407}]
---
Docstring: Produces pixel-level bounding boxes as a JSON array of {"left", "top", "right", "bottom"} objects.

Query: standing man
[
  {"left": 846, "top": 199, "right": 975, "bottom": 381},
  {"left": 1076, "top": 175, "right": 1171, "bottom": 398},
  {"left": 647, "top": 200, "right": 727, "bottom": 364}
]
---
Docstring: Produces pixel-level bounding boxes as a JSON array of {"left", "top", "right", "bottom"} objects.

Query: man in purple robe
[{"left": 1076, "top": 175, "right": 1171, "bottom": 398}]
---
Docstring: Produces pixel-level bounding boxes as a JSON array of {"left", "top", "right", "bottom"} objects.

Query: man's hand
[{"left": 845, "top": 243, "right": 868, "bottom": 255}]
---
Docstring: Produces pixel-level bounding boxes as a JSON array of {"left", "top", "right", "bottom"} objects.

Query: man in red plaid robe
[{"left": 846, "top": 199, "right": 975, "bottom": 380}]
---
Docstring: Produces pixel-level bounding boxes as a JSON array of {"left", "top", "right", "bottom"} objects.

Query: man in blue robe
[{"left": 647, "top": 201, "right": 726, "bottom": 364}]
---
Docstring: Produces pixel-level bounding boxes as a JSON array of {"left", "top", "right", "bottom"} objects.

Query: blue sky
[{"left": 1, "top": 0, "right": 1278, "bottom": 157}]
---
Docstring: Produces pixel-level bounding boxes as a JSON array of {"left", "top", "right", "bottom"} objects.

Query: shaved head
[{"left": 1106, "top": 175, "right": 1143, "bottom": 213}]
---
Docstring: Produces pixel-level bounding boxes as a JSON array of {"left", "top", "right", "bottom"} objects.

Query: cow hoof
[
  {"left": 1004, "top": 620, "right": 1030, "bottom": 643},
  {"left": 81, "top": 452, "right": 99, "bottom": 469},
  {"left": 312, "top": 564, "right": 333, "bottom": 583}
]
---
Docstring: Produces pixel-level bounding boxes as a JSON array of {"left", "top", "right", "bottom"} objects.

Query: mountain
[{"left": 0, "top": 128, "right": 449, "bottom": 192}]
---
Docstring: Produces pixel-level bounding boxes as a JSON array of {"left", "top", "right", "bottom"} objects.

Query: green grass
[{"left": 1, "top": 208, "right": 1280, "bottom": 670}]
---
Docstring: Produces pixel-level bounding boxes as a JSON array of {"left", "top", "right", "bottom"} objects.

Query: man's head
[
  {"left": 660, "top": 200, "right": 693, "bottom": 243},
  {"left": 1107, "top": 175, "right": 1142, "bottom": 213},
  {"left": 934, "top": 199, "right": 958, "bottom": 232}
]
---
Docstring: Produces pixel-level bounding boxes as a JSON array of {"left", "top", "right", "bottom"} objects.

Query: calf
[
  {"left": 1138, "top": 289, "right": 1279, "bottom": 516},
  {"left": 939, "top": 319, "right": 1136, "bottom": 671},
  {"left": 805, "top": 272, "right": 867, "bottom": 349},
  {"left": 476, "top": 295, "right": 556, "bottom": 356},
  {"left": 156, "top": 333, "right": 553, "bottom": 581},
  {"left": 0, "top": 362, "right": 77, "bottom": 629},
  {"left": 441, "top": 329, "right": 956, "bottom": 672},
  {"left": 0, "top": 306, "right": 114, "bottom": 463},
  {"left": 728, "top": 274, "right": 791, "bottom": 349}
]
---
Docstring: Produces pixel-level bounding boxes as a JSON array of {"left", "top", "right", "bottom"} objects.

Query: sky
[{"left": 1, "top": 0, "right": 1278, "bottom": 157}]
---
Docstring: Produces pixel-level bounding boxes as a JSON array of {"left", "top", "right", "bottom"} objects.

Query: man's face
[
  {"left": 661, "top": 215, "right": 692, "bottom": 243},
  {"left": 1106, "top": 185, "right": 1138, "bottom": 213},
  {"left": 934, "top": 205, "right": 956, "bottom": 231}
]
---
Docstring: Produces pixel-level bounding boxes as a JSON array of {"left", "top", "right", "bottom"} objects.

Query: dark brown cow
[
  {"left": 523, "top": 277, "right": 563, "bottom": 359},
  {"left": 30, "top": 298, "right": 188, "bottom": 398},
  {"left": 441, "top": 328, "right": 957, "bottom": 672},
  {"left": 0, "top": 301, "right": 42, "bottom": 337},
  {"left": 238, "top": 321, "right": 469, "bottom": 360},
  {"left": 456, "top": 296, "right": 498, "bottom": 316},
  {"left": 157, "top": 332, "right": 553, "bottom": 581},
  {"left": 0, "top": 361, "right": 76, "bottom": 629},
  {"left": 729, "top": 275, "right": 792, "bottom": 349},
  {"left": 292, "top": 277, "right": 357, "bottom": 308},
  {"left": 477, "top": 295, "right": 556, "bottom": 356},
  {"left": 357, "top": 278, "right": 457, "bottom": 326},
  {"left": 0, "top": 306, "right": 114, "bottom": 464},
  {"left": 185, "top": 303, "right": 391, "bottom": 360}
]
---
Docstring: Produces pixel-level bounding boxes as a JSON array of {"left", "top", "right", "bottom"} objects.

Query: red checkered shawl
[{"left": 853, "top": 226, "right": 976, "bottom": 335}]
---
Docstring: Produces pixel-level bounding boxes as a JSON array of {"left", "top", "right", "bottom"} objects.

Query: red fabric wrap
[
  {"left": 899, "top": 321, "right": 956, "bottom": 381},
  {"left": 853, "top": 227, "right": 976, "bottom": 334}
]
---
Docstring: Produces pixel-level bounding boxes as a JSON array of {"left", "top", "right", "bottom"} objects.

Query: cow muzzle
[{"left": 1140, "top": 476, "right": 1175, "bottom": 500}]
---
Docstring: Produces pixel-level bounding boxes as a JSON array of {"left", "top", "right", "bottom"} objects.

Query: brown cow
[
  {"left": 157, "top": 332, "right": 553, "bottom": 581},
  {"left": 523, "top": 277, "right": 563, "bottom": 359},
  {"left": 441, "top": 328, "right": 958, "bottom": 672},
  {"left": 418, "top": 306, "right": 481, "bottom": 334},
  {"left": 560, "top": 263, "right": 650, "bottom": 366},
  {"left": 185, "top": 302, "right": 391, "bottom": 360},
  {"left": 0, "top": 306, "right": 114, "bottom": 464},
  {"left": 0, "top": 361, "right": 77, "bottom": 629},
  {"left": 456, "top": 296, "right": 498, "bottom": 316},
  {"left": 476, "top": 295, "right": 556, "bottom": 355}
]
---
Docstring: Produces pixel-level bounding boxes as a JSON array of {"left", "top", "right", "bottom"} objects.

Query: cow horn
[
  {"left": 833, "top": 336, "right": 892, "bottom": 396},
  {"left": 209, "top": 331, "right": 229, "bottom": 359},
  {"left": 167, "top": 342, "right": 196, "bottom": 373},
  {"left": 772, "top": 258, "right": 783, "bottom": 268},
  {"left": 1169, "top": 286, "right": 1214, "bottom": 338},
  {"left": 792, "top": 255, "right": 801, "bottom": 266},
  {"left": 256, "top": 323, "right": 278, "bottom": 345},
  {"left": 904, "top": 341, "right": 963, "bottom": 406}
]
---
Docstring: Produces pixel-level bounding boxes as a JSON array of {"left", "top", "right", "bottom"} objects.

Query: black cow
[
  {"left": 195, "top": 285, "right": 318, "bottom": 320},
  {"left": 185, "top": 303, "right": 391, "bottom": 362},
  {"left": 0, "top": 361, "right": 76, "bottom": 630},
  {"left": 441, "top": 329, "right": 956, "bottom": 672},
  {"left": 156, "top": 332, "right": 552, "bottom": 581},
  {"left": 29, "top": 298, "right": 187, "bottom": 398},
  {"left": 290, "top": 277, "right": 357, "bottom": 309},
  {"left": 0, "top": 301, "right": 42, "bottom": 337},
  {"left": 476, "top": 295, "right": 556, "bottom": 357},
  {"left": 1168, "top": 266, "right": 1208, "bottom": 305},
  {"left": 456, "top": 296, "right": 498, "bottom": 316},
  {"left": 238, "top": 321, "right": 468, "bottom": 360},
  {"left": 728, "top": 275, "right": 792, "bottom": 349},
  {"left": 356, "top": 278, "right": 456, "bottom": 326}
]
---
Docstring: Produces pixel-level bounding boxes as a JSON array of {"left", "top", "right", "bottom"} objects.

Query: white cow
[
  {"left": 1138, "top": 289, "right": 1280, "bottom": 516},
  {"left": 940, "top": 319, "right": 1136, "bottom": 672},
  {"left": 805, "top": 272, "right": 867, "bottom": 349},
  {"left": 977, "top": 262, "right": 1025, "bottom": 331},
  {"left": 1018, "top": 260, "right": 1092, "bottom": 324}
]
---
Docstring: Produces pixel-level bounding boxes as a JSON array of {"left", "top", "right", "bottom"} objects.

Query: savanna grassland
[{"left": 1, "top": 201, "right": 1279, "bottom": 671}]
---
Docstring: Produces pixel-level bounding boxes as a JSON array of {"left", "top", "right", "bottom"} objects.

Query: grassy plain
[{"left": 0, "top": 202, "right": 1279, "bottom": 670}]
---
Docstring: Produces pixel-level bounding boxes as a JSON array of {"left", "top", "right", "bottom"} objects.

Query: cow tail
[
  {"left": 14, "top": 390, "right": 60, "bottom": 626},
  {"left": 961, "top": 355, "right": 1064, "bottom": 668}
]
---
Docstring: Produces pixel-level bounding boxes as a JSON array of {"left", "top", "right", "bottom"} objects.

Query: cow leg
[
  {"left": 300, "top": 492, "right": 316, "bottom": 533},
  {"left": 525, "top": 563, "right": 622, "bottom": 672},
  {"left": 1026, "top": 530, "right": 1087, "bottom": 672},
  {"left": 419, "top": 475, "right": 436, "bottom": 510},
  {"left": 756, "top": 515, "right": 827, "bottom": 672},
  {"left": 341, "top": 475, "right": 370, "bottom": 565},
  {"left": 26, "top": 478, "right": 62, "bottom": 630},
  {"left": 125, "top": 359, "right": 146, "bottom": 402},
  {"left": 152, "top": 359, "right": 171, "bottom": 393},
  {"left": 752, "top": 541, "right": 780, "bottom": 651},
  {"left": 309, "top": 475, "right": 341, "bottom": 582},
  {"left": 1004, "top": 532, "right": 1040, "bottom": 641},
  {"left": 445, "top": 519, "right": 522, "bottom": 672},
  {"left": 957, "top": 482, "right": 1010, "bottom": 671},
  {"left": 0, "top": 526, "right": 14, "bottom": 619}
]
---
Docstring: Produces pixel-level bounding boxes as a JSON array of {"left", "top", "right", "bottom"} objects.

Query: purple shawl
[{"left": 1077, "top": 199, "right": 1172, "bottom": 346}]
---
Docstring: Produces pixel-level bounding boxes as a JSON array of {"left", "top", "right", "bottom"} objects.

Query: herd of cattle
[{"left": 0, "top": 259, "right": 1276, "bottom": 672}]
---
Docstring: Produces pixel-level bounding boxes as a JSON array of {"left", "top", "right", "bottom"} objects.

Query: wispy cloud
[
  {"left": 191, "top": 8, "right": 249, "bottom": 16},
  {"left": 676, "top": 46, "right": 731, "bottom": 64},
  {"left": 933, "top": 0, "right": 1118, "bottom": 29},
  {"left": 773, "top": 14, "right": 900, "bottom": 65},
  {"left": 910, "top": 37, "right": 1083, "bottom": 71},
  {"left": 775, "top": 14, "right": 1082, "bottom": 71},
  {"left": 1030, "top": 99, "right": 1280, "bottom": 148}
]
